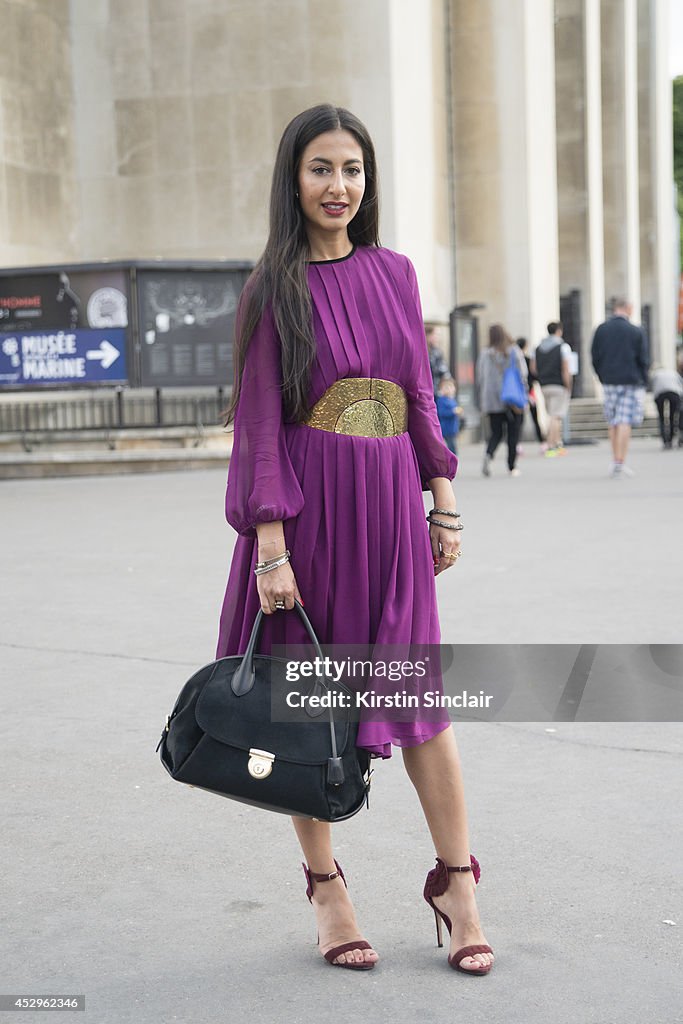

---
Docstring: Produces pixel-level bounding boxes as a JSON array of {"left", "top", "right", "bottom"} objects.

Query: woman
[
  {"left": 216, "top": 104, "right": 493, "bottom": 975},
  {"left": 477, "top": 324, "right": 528, "bottom": 476}
]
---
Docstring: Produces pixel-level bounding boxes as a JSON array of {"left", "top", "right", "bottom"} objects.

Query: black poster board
[
  {"left": 0, "top": 268, "right": 129, "bottom": 334},
  {"left": 137, "top": 268, "right": 250, "bottom": 388}
]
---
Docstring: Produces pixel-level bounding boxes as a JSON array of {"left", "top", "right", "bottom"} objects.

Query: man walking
[
  {"left": 531, "top": 321, "right": 572, "bottom": 456},
  {"left": 591, "top": 298, "right": 649, "bottom": 477}
]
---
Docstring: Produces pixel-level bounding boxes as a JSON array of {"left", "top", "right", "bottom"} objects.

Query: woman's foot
[
  {"left": 309, "top": 873, "right": 379, "bottom": 967},
  {"left": 430, "top": 869, "right": 494, "bottom": 972}
]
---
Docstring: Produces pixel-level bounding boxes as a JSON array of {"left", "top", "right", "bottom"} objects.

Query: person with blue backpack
[{"left": 476, "top": 324, "right": 528, "bottom": 477}]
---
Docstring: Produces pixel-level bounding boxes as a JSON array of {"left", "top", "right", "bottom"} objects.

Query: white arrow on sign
[{"left": 86, "top": 339, "right": 120, "bottom": 370}]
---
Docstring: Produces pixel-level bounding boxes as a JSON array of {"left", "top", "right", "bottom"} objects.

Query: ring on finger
[{"left": 274, "top": 599, "right": 286, "bottom": 610}]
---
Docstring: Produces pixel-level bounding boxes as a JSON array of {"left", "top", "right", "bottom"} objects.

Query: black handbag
[{"left": 156, "top": 599, "right": 372, "bottom": 821}]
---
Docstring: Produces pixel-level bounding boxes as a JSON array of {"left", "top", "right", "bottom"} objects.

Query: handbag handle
[
  {"left": 231, "top": 598, "right": 326, "bottom": 699},
  {"left": 230, "top": 599, "right": 347, "bottom": 784}
]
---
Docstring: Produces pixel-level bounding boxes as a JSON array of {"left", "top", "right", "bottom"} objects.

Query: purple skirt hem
[{"left": 360, "top": 719, "right": 452, "bottom": 760}]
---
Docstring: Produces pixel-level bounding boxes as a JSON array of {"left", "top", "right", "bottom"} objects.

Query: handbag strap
[
  {"left": 230, "top": 599, "right": 345, "bottom": 781},
  {"left": 231, "top": 598, "right": 325, "bottom": 696}
]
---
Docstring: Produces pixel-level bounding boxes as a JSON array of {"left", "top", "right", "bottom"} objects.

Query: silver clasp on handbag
[{"left": 247, "top": 748, "right": 275, "bottom": 780}]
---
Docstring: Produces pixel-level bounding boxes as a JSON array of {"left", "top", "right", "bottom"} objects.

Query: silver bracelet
[
  {"left": 256, "top": 549, "right": 290, "bottom": 569},
  {"left": 430, "top": 508, "right": 460, "bottom": 518},
  {"left": 426, "top": 516, "right": 464, "bottom": 531},
  {"left": 254, "top": 553, "right": 290, "bottom": 575}
]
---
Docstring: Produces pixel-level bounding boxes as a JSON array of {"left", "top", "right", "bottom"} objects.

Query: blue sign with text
[{"left": 0, "top": 328, "right": 128, "bottom": 387}]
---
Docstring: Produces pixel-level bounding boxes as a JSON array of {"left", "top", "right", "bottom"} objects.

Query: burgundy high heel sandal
[
  {"left": 423, "top": 855, "right": 494, "bottom": 975},
  {"left": 302, "top": 860, "right": 377, "bottom": 970}
]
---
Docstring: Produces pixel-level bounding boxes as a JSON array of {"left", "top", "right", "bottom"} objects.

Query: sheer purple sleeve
[
  {"left": 225, "top": 302, "right": 305, "bottom": 538},
  {"left": 402, "top": 258, "right": 458, "bottom": 489}
]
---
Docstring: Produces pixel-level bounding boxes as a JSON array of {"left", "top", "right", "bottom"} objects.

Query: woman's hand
[
  {"left": 430, "top": 521, "right": 462, "bottom": 575},
  {"left": 256, "top": 560, "right": 304, "bottom": 614},
  {"left": 254, "top": 523, "right": 303, "bottom": 614},
  {"left": 427, "top": 486, "right": 462, "bottom": 576}
]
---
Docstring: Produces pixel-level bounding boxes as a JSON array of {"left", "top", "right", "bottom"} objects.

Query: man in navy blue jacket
[{"left": 591, "top": 298, "right": 649, "bottom": 477}]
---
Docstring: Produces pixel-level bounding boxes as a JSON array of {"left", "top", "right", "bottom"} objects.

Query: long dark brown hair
[
  {"left": 488, "top": 323, "right": 515, "bottom": 352},
  {"left": 223, "top": 104, "right": 381, "bottom": 428}
]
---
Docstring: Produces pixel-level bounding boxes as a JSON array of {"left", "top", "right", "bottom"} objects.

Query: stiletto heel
[
  {"left": 433, "top": 908, "right": 444, "bottom": 948},
  {"left": 423, "top": 855, "right": 494, "bottom": 975},
  {"left": 302, "top": 860, "right": 377, "bottom": 970}
]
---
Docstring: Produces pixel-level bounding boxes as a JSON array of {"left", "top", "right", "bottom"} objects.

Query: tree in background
[
  {"left": 675, "top": 77, "right": 683, "bottom": 342},
  {"left": 674, "top": 76, "right": 683, "bottom": 269}
]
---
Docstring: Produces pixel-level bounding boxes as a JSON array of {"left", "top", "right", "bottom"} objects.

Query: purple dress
[{"left": 215, "top": 245, "right": 458, "bottom": 758}]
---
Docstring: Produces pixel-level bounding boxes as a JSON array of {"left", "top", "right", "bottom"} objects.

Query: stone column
[
  {"left": 448, "top": 0, "right": 560, "bottom": 341},
  {"left": 638, "top": 0, "right": 676, "bottom": 365},
  {"left": 555, "top": 0, "right": 606, "bottom": 396},
  {"left": 385, "top": 0, "right": 452, "bottom": 316},
  {"left": 601, "top": 0, "right": 641, "bottom": 318},
  {"left": 584, "top": 0, "right": 607, "bottom": 356},
  {"left": 519, "top": 0, "right": 561, "bottom": 340}
]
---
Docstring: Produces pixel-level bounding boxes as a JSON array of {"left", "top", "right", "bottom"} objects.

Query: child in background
[{"left": 436, "top": 376, "right": 463, "bottom": 455}]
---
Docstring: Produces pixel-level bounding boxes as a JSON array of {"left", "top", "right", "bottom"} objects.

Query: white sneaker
[
  {"left": 619, "top": 464, "right": 635, "bottom": 477},
  {"left": 482, "top": 454, "right": 491, "bottom": 477}
]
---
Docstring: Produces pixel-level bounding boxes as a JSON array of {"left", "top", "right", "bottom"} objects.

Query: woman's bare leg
[
  {"left": 402, "top": 726, "right": 494, "bottom": 970},
  {"left": 292, "top": 818, "right": 378, "bottom": 966}
]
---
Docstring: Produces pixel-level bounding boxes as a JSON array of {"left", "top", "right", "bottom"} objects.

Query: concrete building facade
[{"left": 0, "top": 0, "right": 678, "bottom": 390}]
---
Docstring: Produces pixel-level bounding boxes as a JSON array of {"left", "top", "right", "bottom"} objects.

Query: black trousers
[
  {"left": 655, "top": 392, "right": 681, "bottom": 445},
  {"left": 486, "top": 410, "right": 523, "bottom": 470},
  {"left": 527, "top": 401, "right": 544, "bottom": 442}
]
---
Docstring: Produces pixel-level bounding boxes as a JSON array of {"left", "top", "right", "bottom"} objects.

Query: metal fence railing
[{"left": 0, "top": 389, "right": 228, "bottom": 435}]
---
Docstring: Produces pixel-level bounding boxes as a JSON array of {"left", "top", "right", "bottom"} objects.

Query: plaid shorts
[{"left": 602, "top": 385, "right": 645, "bottom": 426}]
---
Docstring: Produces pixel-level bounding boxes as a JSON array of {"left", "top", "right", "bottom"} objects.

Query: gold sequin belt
[{"left": 303, "top": 378, "right": 408, "bottom": 437}]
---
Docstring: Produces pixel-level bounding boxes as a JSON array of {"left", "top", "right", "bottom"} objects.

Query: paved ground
[{"left": 1, "top": 436, "right": 681, "bottom": 1023}]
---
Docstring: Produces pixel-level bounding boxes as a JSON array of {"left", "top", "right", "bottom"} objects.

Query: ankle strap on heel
[
  {"left": 302, "top": 859, "right": 347, "bottom": 902},
  {"left": 424, "top": 855, "right": 481, "bottom": 901}
]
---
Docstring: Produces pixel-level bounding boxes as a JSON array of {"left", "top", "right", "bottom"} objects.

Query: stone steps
[
  {"left": 0, "top": 446, "right": 231, "bottom": 479},
  {"left": 563, "top": 397, "right": 660, "bottom": 440},
  {"left": 0, "top": 425, "right": 231, "bottom": 454},
  {"left": 0, "top": 425, "right": 232, "bottom": 479}
]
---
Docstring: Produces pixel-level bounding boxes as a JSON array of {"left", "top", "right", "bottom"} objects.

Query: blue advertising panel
[{"left": 0, "top": 328, "right": 127, "bottom": 386}]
